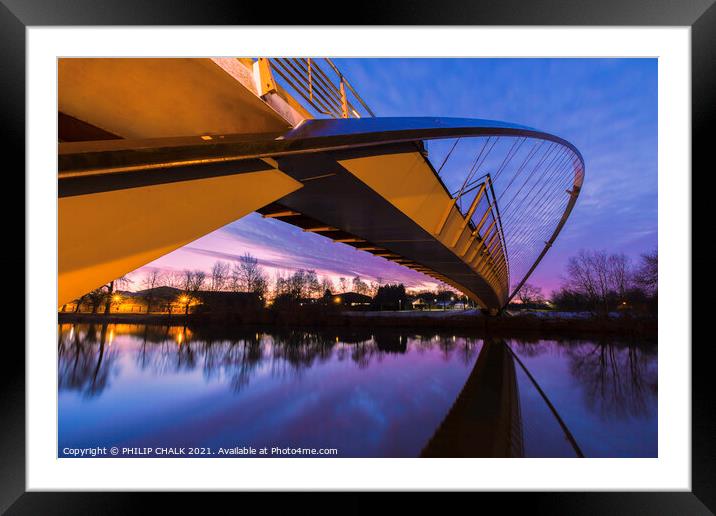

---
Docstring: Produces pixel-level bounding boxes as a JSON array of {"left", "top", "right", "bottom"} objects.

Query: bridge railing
[
  {"left": 261, "top": 58, "right": 375, "bottom": 119},
  {"left": 452, "top": 173, "right": 510, "bottom": 292}
]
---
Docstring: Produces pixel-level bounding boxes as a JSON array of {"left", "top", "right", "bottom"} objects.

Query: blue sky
[{"left": 137, "top": 58, "right": 657, "bottom": 295}]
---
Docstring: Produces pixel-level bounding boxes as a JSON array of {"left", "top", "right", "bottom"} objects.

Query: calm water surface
[{"left": 58, "top": 323, "right": 657, "bottom": 458}]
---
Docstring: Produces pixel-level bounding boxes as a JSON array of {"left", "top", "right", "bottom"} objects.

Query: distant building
[
  {"left": 411, "top": 298, "right": 427, "bottom": 310},
  {"left": 329, "top": 292, "right": 372, "bottom": 309},
  {"left": 61, "top": 287, "right": 263, "bottom": 315}
]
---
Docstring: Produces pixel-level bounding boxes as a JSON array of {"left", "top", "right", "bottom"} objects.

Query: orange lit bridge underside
[
  {"left": 59, "top": 117, "right": 584, "bottom": 310},
  {"left": 254, "top": 142, "right": 508, "bottom": 309}
]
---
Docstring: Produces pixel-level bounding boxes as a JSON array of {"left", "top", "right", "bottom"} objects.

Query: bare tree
[
  {"left": 287, "top": 269, "right": 308, "bottom": 299},
  {"left": 271, "top": 271, "right": 286, "bottom": 300},
  {"left": 352, "top": 275, "right": 369, "bottom": 296},
  {"left": 165, "top": 271, "right": 185, "bottom": 290},
  {"left": 73, "top": 294, "right": 86, "bottom": 313},
  {"left": 369, "top": 276, "right": 384, "bottom": 298},
  {"left": 142, "top": 270, "right": 163, "bottom": 313},
  {"left": 305, "top": 269, "right": 322, "bottom": 299},
  {"left": 608, "top": 253, "right": 631, "bottom": 300},
  {"left": 566, "top": 250, "right": 602, "bottom": 311},
  {"left": 180, "top": 269, "right": 206, "bottom": 314},
  {"left": 517, "top": 283, "right": 544, "bottom": 306},
  {"left": 320, "top": 277, "right": 335, "bottom": 296},
  {"left": 209, "top": 261, "right": 230, "bottom": 291},
  {"left": 85, "top": 287, "right": 106, "bottom": 314},
  {"left": 338, "top": 277, "right": 348, "bottom": 293},
  {"left": 103, "top": 275, "right": 131, "bottom": 315},
  {"left": 564, "top": 249, "right": 634, "bottom": 314},
  {"left": 634, "top": 250, "right": 657, "bottom": 296},
  {"left": 232, "top": 253, "right": 268, "bottom": 299}
]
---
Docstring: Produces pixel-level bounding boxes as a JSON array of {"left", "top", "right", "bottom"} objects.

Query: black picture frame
[{"left": 3, "top": 0, "right": 710, "bottom": 512}]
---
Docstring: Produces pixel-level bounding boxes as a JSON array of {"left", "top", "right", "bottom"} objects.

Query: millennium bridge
[{"left": 58, "top": 58, "right": 585, "bottom": 313}]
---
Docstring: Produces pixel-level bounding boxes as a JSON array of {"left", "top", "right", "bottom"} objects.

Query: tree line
[
  {"left": 68, "top": 248, "right": 655, "bottom": 317},
  {"left": 67, "top": 252, "right": 464, "bottom": 314},
  {"left": 515, "top": 249, "right": 657, "bottom": 315}
]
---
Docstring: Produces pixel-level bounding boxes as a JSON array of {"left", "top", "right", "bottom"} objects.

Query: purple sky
[{"left": 130, "top": 58, "right": 657, "bottom": 296}]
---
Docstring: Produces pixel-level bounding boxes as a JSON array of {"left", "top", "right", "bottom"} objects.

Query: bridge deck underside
[{"left": 259, "top": 143, "right": 504, "bottom": 309}]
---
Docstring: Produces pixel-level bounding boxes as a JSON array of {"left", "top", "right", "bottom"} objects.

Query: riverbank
[{"left": 59, "top": 309, "right": 657, "bottom": 338}]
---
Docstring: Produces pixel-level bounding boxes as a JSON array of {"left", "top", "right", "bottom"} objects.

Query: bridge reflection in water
[
  {"left": 58, "top": 324, "right": 656, "bottom": 458},
  {"left": 421, "top": 340, "right": 524, "bottom": 457}
]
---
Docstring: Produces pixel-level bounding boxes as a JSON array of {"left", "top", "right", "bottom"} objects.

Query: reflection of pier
[{"left": 421, "top": 339, "right": 524, "bottom": 457}]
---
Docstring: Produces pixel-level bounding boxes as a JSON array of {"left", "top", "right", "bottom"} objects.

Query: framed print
[{"left": 4, "top": 0, "right": 712, "bottom": 512}]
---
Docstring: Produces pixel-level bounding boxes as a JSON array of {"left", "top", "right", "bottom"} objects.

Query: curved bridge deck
[
  {"left": 57, "top": 59, "right": 583, "bottom": 311},
  {"left": 257, "top": 141, "right": 506, "bottom": 309},
  {"left": 59, "top": 119, "right": 564, "bottom": 310}
]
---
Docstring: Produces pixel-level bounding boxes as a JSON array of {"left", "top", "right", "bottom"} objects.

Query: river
[{"left": 58, "top": 323, "right": 657, "bottom": 458}]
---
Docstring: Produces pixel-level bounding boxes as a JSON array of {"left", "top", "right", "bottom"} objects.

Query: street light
[{"left": 111, "top": 293, "right": 122, "bottom": 312}]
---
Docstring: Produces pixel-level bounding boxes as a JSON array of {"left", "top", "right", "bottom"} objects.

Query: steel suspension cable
[
  {"left": 500, "top": 159, "right": 576, "bottom": 286},
  {"left": 494, "top": 140, "right": 543, "bottom": 204},
  {"left": 436, "top": 138, "right": 461, "bottom": 176},
  {"left": 499, "top": 142, "right": 560, "bottom": 214},
  {"left": 503, "top": 182, "right": 574, "bottom": 286},
  {"left": 508, "top": 158, "right": 570, "bottom": 237},
  {"left": 501, "top": 150, "right": 573, "bottom": 227},
  {"left": 503, "top": 174, "right": 573, "bottom": 258}
]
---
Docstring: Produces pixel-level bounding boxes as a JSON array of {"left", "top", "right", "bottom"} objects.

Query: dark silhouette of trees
[
  {"left": 554, "top": 249, "right": 657, "bottom": 315},
  {"left": 550, "top": 289, "right": 592, "bottom": 311},
  {"left": 352, "top": 275, "right": 370, "bottom": 296},
  {"left": 180, "top": 269, "right": 206, "bottom": 314},
  {"left": 271, "top": 269, "right": 331, "bottom": 310},
  {"left": 141, "top": 270, "right": 163, "bottom": 313},
  {"left": 103, "top": 276, "right": 131, "bottom": 315},
  {"left": 517, "top": 283, "right": 544, "bottom": 307},
  {"left": 103, "top": 281, "right": 116, "bottom": 315},
  {"left": 320, "top": 277, "right": 334, "bottom": 297},
  {"left": 371, "top": 283, "right": 409, "bottom": 311},
  {"left": 209, "top": 261, "right": 230, "bottom": 292},
  {"left": 634, "top": 250, "right": 657, "bottom": 296},
  {"left": 232, "top": 253, "right": 268, "bottom": 299},
  {"left": 305, "top": 270, "right": 322, "bottom": 299},
  {"left": 85, "top": 287, "right": 106, "bottom": 314},
  {"left": 563, "top": 250, "right": 631, "bottom": 314},
  {"left": 73, "top": 294, "right": 86, "bottom": 313}
]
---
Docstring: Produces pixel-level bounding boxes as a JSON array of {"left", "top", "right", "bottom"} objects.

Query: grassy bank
[{"left": 58, "top": 309, "right": 657, "bottom": 338}]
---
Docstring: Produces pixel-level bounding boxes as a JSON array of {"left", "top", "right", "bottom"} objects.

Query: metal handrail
[
  {"left": 267, "top": 58, "right": 375, "bottom": 119},
  {"left": 452, "top": 174, "right": 509, "bottom": 291}
]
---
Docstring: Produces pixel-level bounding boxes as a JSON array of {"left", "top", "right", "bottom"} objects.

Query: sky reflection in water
[{"left": 58, "top": 323, "right": 656, "bottom": 458}]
